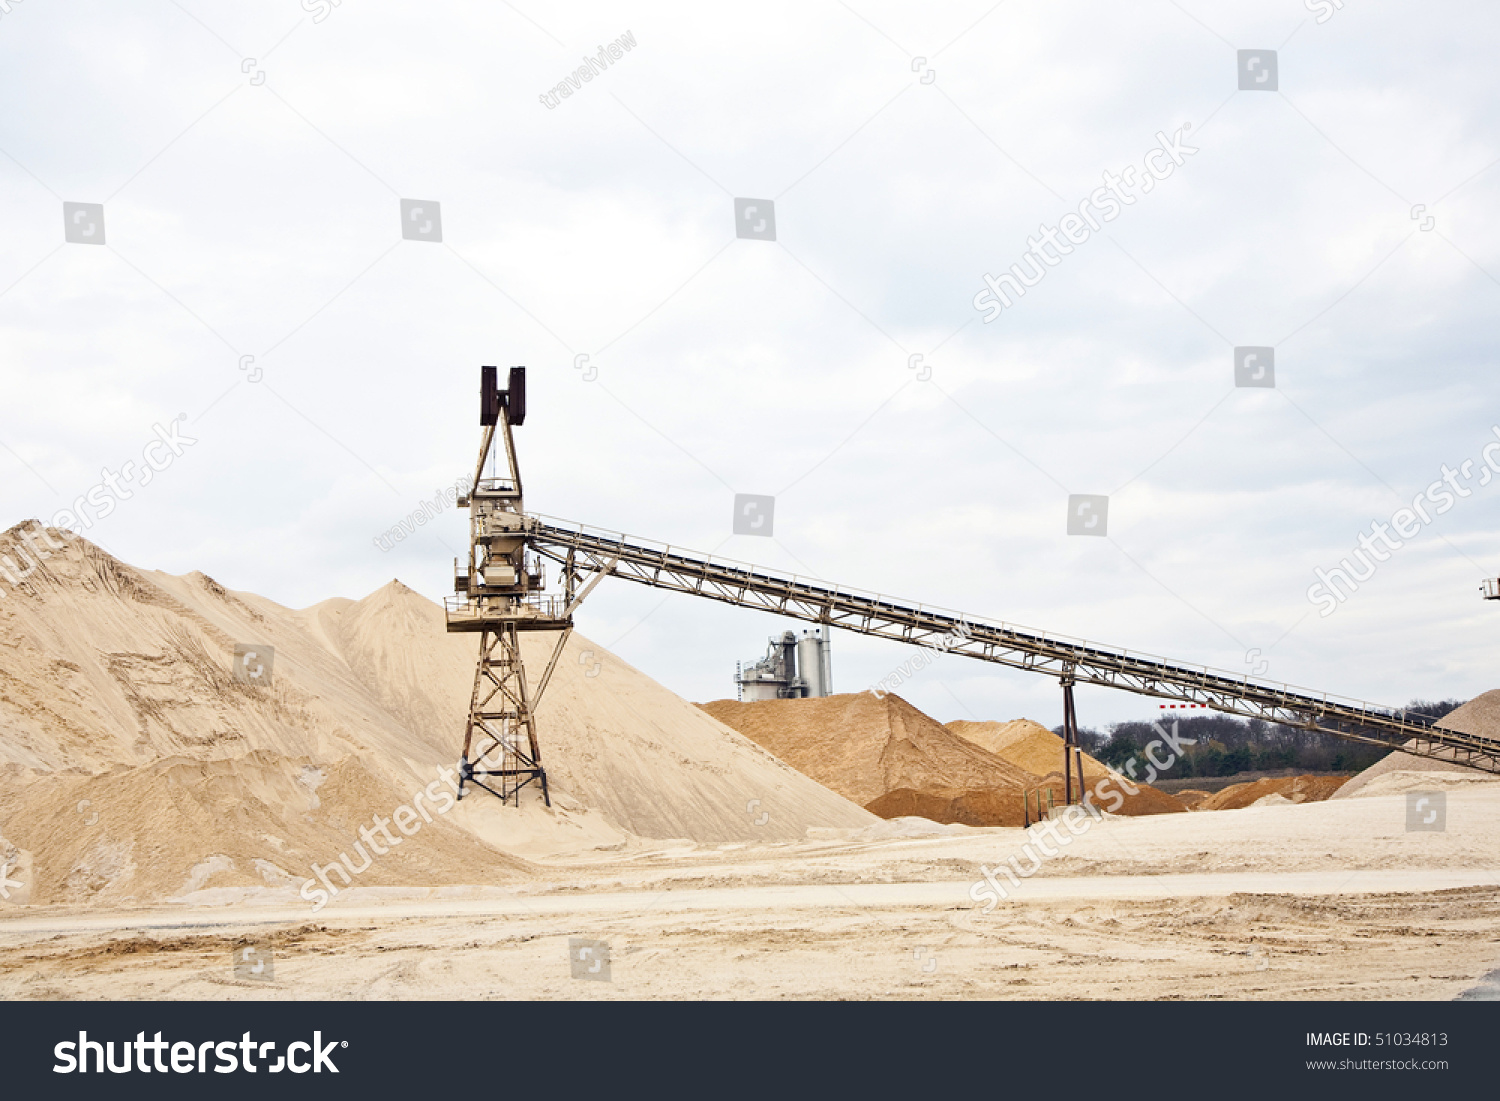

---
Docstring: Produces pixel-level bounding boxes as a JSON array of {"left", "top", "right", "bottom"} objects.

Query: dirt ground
[
  {"left": 5, "top": 539, "right": 1494, "bottom": 1000},
  {"left": 3, "top": 787, "right": 1497, "bottom": 1001}
]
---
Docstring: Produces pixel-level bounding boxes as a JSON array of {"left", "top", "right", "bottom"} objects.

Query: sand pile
[
  {"left": 1250, "top": 792, "right": 1295, "bottom": 807},
  {"left": 1434, "top": 690, "right": 1500, "bottom": 740},
  {"left": 513, "top": 633, "right": 874, "bottom": 843},
  {"left": 1335, "top": 769, "right": 1500, "bottom": 799},
  {"left": 947, "top": 718, "right": 1182, "bottom": 816},
  {"left": 947, "top": 718, "right": 1112, "bottom": 781},
  {"left": 1332, "top": 691, "right": 1500, "bottom": 800},
  {"left": 700, "top": 693, "right": 1034, "bottom": 808},
  {"left": 1028, "top": 770, "right": 1186, "bottom": 816},
  {"left": 0, "top": 525, "right": 875, "bottom": 906},
  {"left": 0, "top": 530, "right": 456, "bottom": 780},
  {"left": 1198, "top": 775, "right": 1348, "bottom": 811},
  {"left": 703, "top": 695, "right": 1185, "bottom": 825},
  {"left": 331, "top": 580, "right": 876, "bottom": 843},
  {"left": 0, "top": 752, "right": 537, "bottom": 906},
  {"left": 1174, "top": 789, "right": 1212, "bottom": 809},
  {"left": 864, "top": 787, "right": 1023, "bottom": 827}
]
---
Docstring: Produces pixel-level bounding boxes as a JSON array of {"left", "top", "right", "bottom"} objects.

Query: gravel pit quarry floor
[
  {"left": 4, "top": 788, "right": 1500, "bottom": 1000},
  {"left": 2, "top": 531, "right": 1498, "bottom": 1000}
]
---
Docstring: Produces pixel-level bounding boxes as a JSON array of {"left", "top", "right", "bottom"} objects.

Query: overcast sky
[{"left": 2, "top": 0, "right": 1498, "bottom": 730}]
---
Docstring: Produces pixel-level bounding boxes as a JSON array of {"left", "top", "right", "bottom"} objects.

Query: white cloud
[{"left": 1, "top": 0, "right": 1497, "bottom": 730}]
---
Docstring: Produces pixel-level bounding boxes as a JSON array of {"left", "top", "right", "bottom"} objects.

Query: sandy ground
[
  {"left": 6, "top": 535, "right": 1497, "bottom": 1000},
  {"left": 4, "top": 787, "right": 1497, "bottom": 1001}
]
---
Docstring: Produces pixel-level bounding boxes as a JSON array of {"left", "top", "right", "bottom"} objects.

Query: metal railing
[{"left": 444, "top": 592, "right": 570, "bottom": 625}]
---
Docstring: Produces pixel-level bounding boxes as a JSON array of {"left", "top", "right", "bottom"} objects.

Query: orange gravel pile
[
  {"left": 700, "top": 693, "right": 1033, "bottom": 807},
  {"left": 1200, "top": 775, "right": 1348, "bottom": 811},
  {"left": 705, "top": 693, "right": 1187, "bottom": 824},
  {"left": 864, "top": 787, "right": 1028, "bottom": 828},
  {"left": 947, "top": 719, "right": 1113, "bottom": 781}
]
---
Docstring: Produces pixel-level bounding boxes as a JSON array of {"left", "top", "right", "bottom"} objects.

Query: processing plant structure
[{"left": 736, "top": 628, "right": 833, "bottom": 701}]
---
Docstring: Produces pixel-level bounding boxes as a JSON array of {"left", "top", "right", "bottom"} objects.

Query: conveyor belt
[{"left": 529, "top": 516, "right": 1500, "bottom": 774}]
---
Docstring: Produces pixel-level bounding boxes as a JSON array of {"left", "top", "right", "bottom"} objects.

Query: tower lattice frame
[{"left": 445, "top": 366, "right": 585, "bottom": 806}]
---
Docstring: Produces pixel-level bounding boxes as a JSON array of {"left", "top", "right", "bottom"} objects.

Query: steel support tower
[{"left": 445, "top": 367, "right": 573, "bottom": 805}]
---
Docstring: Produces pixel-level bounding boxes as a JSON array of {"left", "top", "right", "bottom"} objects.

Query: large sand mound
[
  {"left": 702, "top": 695, "right": 1184, "bottom": 824},
  {"left": 0, "top": 525, "right": 874, "bottom": 908},
  {"left": 516, "top": 632, "right": 875, "bottom": 842},
  {"left": 0, "top": 752, "right": 537, "bottom": 906},
  {"left": 322, "top": 576, "right": 875, "bottom": 843},
  {"left": 700, "top": 693, "right": 1034, "bottom": 807},
  {"left": 1332, "top": 691, "right": 1500, "bottom": 800},
  {"left": 1346, "top": 770, "right": 1500, "bottom": 799}
]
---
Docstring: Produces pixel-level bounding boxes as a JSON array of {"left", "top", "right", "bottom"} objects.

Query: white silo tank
[{"left": 797, "top": 632, "right": 824, "bottom": 698}]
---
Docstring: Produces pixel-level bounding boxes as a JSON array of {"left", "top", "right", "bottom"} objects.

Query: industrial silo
[{"left": 797, "top": 631, "right": 824, "bottom": 698}]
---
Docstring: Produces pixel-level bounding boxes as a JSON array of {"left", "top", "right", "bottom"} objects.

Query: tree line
[{"left": 1057, "top": 699, "right": 1464, "bottom": 779}]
